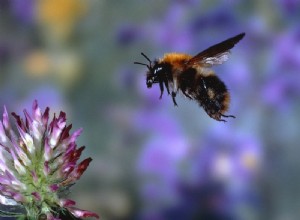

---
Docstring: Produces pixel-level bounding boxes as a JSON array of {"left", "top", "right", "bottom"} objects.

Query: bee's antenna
[
  {"left": 134, "top": 52, "right": 152, "bottom": 69},
  {"left": 134, "top": 62, "right": 148, "bottom": 67},
  {"left": 141, "top": 52, "right": 151, "bottom": 64}
]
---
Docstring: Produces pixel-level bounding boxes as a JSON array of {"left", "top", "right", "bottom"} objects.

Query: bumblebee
[{"left": 134, "top": 33, "right": 245, "bottom": 122}]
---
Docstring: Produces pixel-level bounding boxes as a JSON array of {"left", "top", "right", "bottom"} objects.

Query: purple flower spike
[
  {"left": 0, "top": 100, "right": 99, "bottom": 219},
  {"left": 2, "top": 106, "right": 11, "bottom": 130}
]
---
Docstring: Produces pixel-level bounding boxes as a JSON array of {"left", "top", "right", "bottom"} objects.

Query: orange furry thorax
[{"left": 160, "top": 53, "right": 192, "bottom": 69}]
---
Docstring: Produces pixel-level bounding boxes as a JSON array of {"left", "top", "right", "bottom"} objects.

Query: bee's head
[
  {"left": 134, "top": 53, "right": 162, "bottom": 88},
  {"left": 146, "top": 63, "right": 164, "bottom": 88}
]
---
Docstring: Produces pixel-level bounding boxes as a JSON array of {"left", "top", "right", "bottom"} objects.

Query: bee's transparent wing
[{"left": 187, "top": 33, "right": 245, "bottom": 67}]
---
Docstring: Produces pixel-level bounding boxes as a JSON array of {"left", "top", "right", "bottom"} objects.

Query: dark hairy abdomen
[{"left": 179, "top": 68, "right": 230, "bottom": 119}]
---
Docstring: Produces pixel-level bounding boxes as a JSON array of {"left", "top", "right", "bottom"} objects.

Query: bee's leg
[
  {"left": 220, "top": 113, "right": 235, "bottom": 118},
  {"left": 171, "top": 79, "right": 179, "bottom": 106},
  {"left": 164, "top": 80, "right": 170, "bottom": 95},
  {"left": 159, "top": 81, "right": 164, "bottom": 99},
  {"left": 182, "top": 90, "right": 193, "bottom": 100},
  {"left": 171, "top": 92, "right": 178, "bottom": 106},
  {"left": 209, "top": 113, "right": 227, "bottom": 122}
]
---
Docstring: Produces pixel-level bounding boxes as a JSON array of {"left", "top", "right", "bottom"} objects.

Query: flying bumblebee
[{"left": 134, "top": 33, "right": 245, "bottom": 122}]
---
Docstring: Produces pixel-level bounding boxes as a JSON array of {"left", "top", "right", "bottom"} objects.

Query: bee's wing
[{"left": 187, "top": 33, "right": 245, "bottom": 67}]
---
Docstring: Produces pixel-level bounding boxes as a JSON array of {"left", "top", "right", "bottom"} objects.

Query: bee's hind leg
[
  {"left": 159, "top": 82, "right": 164, "bottom": 99},
  {"left": 171, "top": 92, "right": 178, "bottom": 106},
  {"left": 164, "top": 80, "right": 170, "bottom": 95},
  {"left": 182, "top": 90, "right": 193, "bottom": 100},
  {"left": 221, "top": 113, "right": 236, "bottom": 119}
]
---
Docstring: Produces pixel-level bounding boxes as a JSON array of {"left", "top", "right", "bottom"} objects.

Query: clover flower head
[{"left": 0, "top": 100, "right": 99, "bottom": 219}]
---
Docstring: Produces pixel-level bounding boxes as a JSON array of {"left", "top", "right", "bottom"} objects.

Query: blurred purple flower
[
  {"left": 133, "top": 107, "right": 182, "bottom": 135},
  {"left": 147, "top": 3, "right": 193, "bottom": 51},
  {"left": 190, "top": 8, "right": 237, "bottom": 34},
  {"left": 0, "top": 0, "right": 34, "bottom": 25},
  {"left": 0, "top": 100, "right": 98, "bottom": 219},
  {"left": 19, "top": 86, "right": 65, "bottom": 113},
  {"left": 156, "top": 127, "right": 262, "bottom": 220},
  {"left": 135, "top": 123, "right": 262, "bottom": 220},
  {"left": 262, "top": 74, "right": 300, "bottom": 108},
  {"left": 135, "top": 106, "right": 190, "bottom": 218},
  {"left": 276, "top": 0, "right": 300, "bottom": 15},
  {"left": 11, "top": 0, "right": 35, "bottom": 24},
  {"left": 116, "top": 24, "right": 142, "bottom": 46},
  {"left": 194, "top": 127, "right": 262, "bottom": 183},
  {"left": 137, "top": 136, "right": 188, "bottom": 178},
  {"left": 137, "top": 136, "right": 189, "bottom": 219},
  {"left": 262, "top": 30, "right": 300, "bottom": 108},
  {"left": 273, "top": 30, "right": 300, "bottom": 71},
  {"left": 163, "top": 181, "right": 237, "bottom": 220}
]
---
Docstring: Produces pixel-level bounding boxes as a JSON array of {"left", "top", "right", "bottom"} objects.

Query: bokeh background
[{"left": 0, "top": 0, "right": 300, "bottom": 219}]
